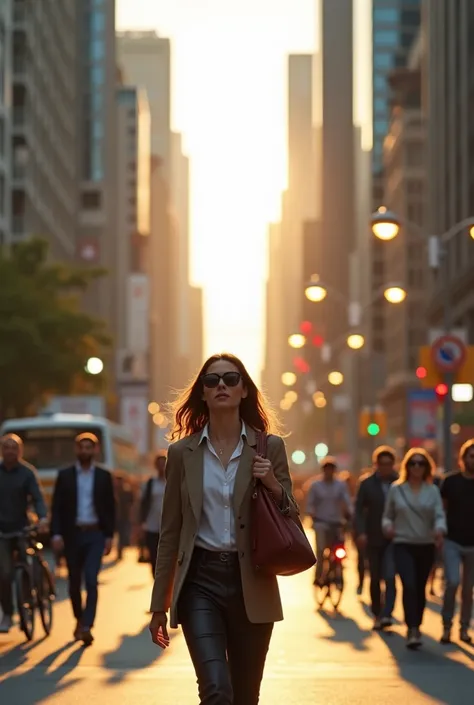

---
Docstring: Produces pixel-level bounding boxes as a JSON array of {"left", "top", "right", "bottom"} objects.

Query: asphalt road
[{"left": 0, "top": 539, "right": 473, "bottom": 705}]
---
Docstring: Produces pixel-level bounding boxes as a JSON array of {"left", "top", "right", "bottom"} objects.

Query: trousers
[
  {"left": 367, "top": 542, "right": 396, "bottom": 618},
  {"left": 442, "top": 539, "right": 474, "bottom": 630},
  {"left": 65, "top": 529, "right": 105, "bottom": 629},
  {"left": 394, "top": 543, "right": 435, "bottom": 629},
  {"left": 178, "top": 547, "right": 274, "bottom": 705}
]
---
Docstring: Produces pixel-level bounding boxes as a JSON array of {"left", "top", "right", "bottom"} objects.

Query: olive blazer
[{"left": 149, "top": 427, "right": 299, "bottom": 628}]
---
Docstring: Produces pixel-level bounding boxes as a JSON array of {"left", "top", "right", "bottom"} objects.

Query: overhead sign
[
  {"left": 418, "top": 345, "right": 474, "bottom": 387},
  {"left": 407, "top": 389, "right": 438, "bottom": 445},
  {"left": 431, "top": 335, "right": 466, "bottom": 373}
]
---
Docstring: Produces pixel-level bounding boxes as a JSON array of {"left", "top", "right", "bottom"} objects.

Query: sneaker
[
  {"left": 460, "top": 629, "right": 472, "bottom": 645},
  {"left": 406, "top": 628, "right": 420, "bottom": 649},
  {"left": 357, "top": 585, "right": 363, "bottom": 596},
  {"left": 0, "top": 615, "right": 13, "bottom": 633},
  {"left": 73, "top": 622, "right": 83, "bottom": 641},
  {"left": 440, "top": 627, "right": 451, "bottom": 645},
  {"left": 380, "top": 617, "right": 394, "bottom": 629}
]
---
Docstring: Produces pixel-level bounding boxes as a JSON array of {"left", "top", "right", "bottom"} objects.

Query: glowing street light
[
  {"left": 291, "top": 450, "right": 306, "bottom": 465},
  {"left": 384, "top": 286, "right": 407, "bottom": 304},
  {"left": 281, "top": 372, "right": 297, "bottom": 387},
  {"left": 328, "top": 371, "right": 344, "bottom": 386},
  {"left": 85, "top": 357, "right": 104, "bottom": 375},
  {"left": 313, "top": 394, "right": 327, "bottom": 409},
  {"left": 347, "top": 333, "right": 365, "bottom": 350},
  {"left": 288, "top": 333, "right": 306, "bottom": 349},
  {"left": 285, "top": 390, "right": 298, "bottom": 404},
  {"left": 280, "top": 398, "right": 293, "bottom": 411},
  {"left": 370, "top": 207, "right": 401, "bottom": 241},
  {"left": 470, "top": 225, "right": 474, "bottom": 240},
  {"left": 315, "top": 443, "right": 329, "bottom": 458},
  {"left": 148, "top": 402, "right": 160, "bottom": 415},
  {"left": 305, "top": 282, "right": 327, "bottom": 303}
]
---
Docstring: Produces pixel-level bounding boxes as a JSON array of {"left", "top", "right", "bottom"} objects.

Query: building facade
[{"left": 0, "top": 0, "right": 12, "bottom": 245}]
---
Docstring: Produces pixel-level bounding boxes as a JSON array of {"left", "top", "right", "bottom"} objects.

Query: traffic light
[
  {"left": 359, "top": 407, "right": 387, "bottom": 438},
  {"left": 435, "top": 382, "right": 449, "bottom": 402},
  {"left": 416, "top": 366, "right": 427, "bottom": 380}
]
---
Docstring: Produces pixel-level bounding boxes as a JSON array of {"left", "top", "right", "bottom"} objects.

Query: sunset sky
[{"left": 117, "top": 0, "right": 315, "bottom": 381}]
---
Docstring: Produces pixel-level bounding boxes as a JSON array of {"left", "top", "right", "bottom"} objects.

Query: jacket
[{"left": 355, "top": 470, "right": 398, "bottom": 546}]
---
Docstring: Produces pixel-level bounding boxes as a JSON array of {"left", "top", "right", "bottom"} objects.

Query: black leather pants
[{"left": 178, "top": 547, "right": 274, "bottom": 705}]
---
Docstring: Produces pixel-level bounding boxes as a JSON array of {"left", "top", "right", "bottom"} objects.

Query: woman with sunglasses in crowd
[
  {"left": 148, "top": 353, "right": 299, "bottom": 705},
  {"left": 382, "top": 447, "right": 446, "bottom": 649}
]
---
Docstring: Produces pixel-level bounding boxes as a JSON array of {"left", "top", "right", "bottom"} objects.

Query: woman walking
[
  {"left": 382, "top": 448, "right": 446, "bottom": 649},
  {"left": 148, "top": 353, "right": 299, "bottom": 704}
]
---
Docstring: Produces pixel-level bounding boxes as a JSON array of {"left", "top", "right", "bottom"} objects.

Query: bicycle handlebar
[{"left": 0, "top": 524, "right": 43, "bottom": 540}]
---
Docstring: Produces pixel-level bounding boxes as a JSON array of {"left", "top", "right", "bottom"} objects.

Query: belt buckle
[{"left": 219, "top": 552, "right": 230, "bottom": 562}]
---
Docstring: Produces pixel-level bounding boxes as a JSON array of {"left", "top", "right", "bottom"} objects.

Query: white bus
[{"left": 0, "top": 413, "right": 144, "bottom": 509}]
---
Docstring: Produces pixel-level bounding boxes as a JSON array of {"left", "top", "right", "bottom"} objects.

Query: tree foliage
[{"left": 0, "top": 238, "right": 110, "bottom": 418}]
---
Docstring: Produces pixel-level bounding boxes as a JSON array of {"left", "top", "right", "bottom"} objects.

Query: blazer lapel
[
  {"left": 183, "top": 434, "right": 204, "bottom": 524},
  {"left": 233, "top": 427, "right": 257, "bottom": 516}
]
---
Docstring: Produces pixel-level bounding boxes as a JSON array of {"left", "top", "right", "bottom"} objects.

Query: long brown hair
[
  {"left": 398, "top": 447, "right": 436, "bottom": 483},
  {"left": 168, "top": 353, "right": 281, "bottom": 441}
]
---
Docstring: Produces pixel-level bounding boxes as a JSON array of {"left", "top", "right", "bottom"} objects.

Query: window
[
  {"left": 90, "top": 10, "right": 105, "bottom": 34},
  {"left": 373, "top": 8, "right": 398, "bottom": 23},
  {"left": 90, "top": 65, "right": 104, "bottom": 87},
  {"left": 0, "top": 174, "right": 4, "bottom": 215},
  {"left": 374, "top": 97, "right": 387, "bottom": 113},
  {"left": 89, "top": 38, "right": 104, "bottom": 61},
  {"left": 374, "top": 52, "right": 393, "bottom": 69},
  {"left": 91, "top": 140, "right": 103, "bottom": 181},
  {"left": 374, "top": 30, "right": 399, "bottom": 47},
  {"left": 374, "top": 119, "right": 388, "bottom": 136},
  {"left": 374, "top": 74, "right": 388, "bottom": 91},
  {"left": 81, "top": 190, "right": 102, "bottom": 209}
]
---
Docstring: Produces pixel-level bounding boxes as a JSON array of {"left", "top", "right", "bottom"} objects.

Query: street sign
[
  {"left": 418, "top": 345, "right": 474, "bottom": 387},
  {"left": 431, "top": 335, "right": 466, "bottom": 373}
]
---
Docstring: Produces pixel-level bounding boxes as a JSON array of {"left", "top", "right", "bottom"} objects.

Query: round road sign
[{"left": 431, "top": 334, "right": 466, "bottom": 373}]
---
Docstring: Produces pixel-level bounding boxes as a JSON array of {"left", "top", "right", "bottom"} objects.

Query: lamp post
[{"left": 370, "top": 208, "right": 474, "bottom": 471}]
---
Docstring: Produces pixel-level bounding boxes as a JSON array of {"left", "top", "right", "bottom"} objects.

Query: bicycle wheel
[
  {"left": 35, "top": 559, "right": 55, "bottom": 635},
  {"left": 14, "top": 565, "right": 35, "bottom": 641},
  {"left": 314, "top": 558, "right": 330, "bottom": 608},
  {"left": 328, "top": 564, "right": 344, "bottom": 610}
]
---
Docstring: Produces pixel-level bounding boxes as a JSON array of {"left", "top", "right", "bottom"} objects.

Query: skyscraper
[{"left": 0, "top": 0, "right": 12, "bottom": 245}]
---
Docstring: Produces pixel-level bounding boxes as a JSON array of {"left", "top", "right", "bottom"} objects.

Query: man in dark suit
[
  {"left": 355, "top": 446, "right": 398, "bottom": 630},
  {"left": 51, "top": 433, "right": 115, "bottom": 646}
]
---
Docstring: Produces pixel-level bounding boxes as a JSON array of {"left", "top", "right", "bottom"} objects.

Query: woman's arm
[
  {"left": 149, "top": 444, "right": 183, "bottom": 613},
  {"left": 381, "top": 485, "right": 396, "bottom": 535},
  {"left": 433, "top": 485, "right": 447, "bottom": 534}
]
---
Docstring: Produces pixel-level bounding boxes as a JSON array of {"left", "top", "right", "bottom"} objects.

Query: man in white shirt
[
  {"left": 306, "top": 457, "right": 352, "bottom": 584},
  {"left": 140, "top": 451, "right": 167, "bottom": 576},
  {"left": 51, "top": 433, "right": 115, "bottom": 646}
]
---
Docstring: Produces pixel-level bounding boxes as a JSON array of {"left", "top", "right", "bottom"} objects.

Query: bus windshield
[{"left": 6, "top": 426, "right": 105, "bottom": 470}]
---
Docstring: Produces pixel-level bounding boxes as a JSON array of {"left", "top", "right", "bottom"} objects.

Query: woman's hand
[
  {"left": 252, "top": 455, "right": 282, "bottom": 497},
  {"left": 384, "top": 525, "right": 395, "bottom": 540},
  {"left": 149, "top": 611, "right": 170, "bottom": 649}
]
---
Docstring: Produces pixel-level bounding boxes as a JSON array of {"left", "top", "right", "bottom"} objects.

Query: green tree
[{"left": 0, "top": 238, "right": 110, "bottom": 418}]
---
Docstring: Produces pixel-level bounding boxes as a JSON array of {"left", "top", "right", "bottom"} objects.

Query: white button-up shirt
[
  {"left": 194, "top": 422, "right": 246, "bottom": 551},
  {"left": 76, "top": 464, "right": 98, "bottom": 525}
]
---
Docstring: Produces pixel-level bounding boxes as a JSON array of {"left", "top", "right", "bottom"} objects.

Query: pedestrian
[
  {"left": 382, "top": 447, "right": 446, "bottom": 649},
  {"left": 51, "top": 433, "right": 115, "bottom": 646},
  {"left": 355, "top": 447, "right": 398, "bottom": 630},
  {"left": 440, "top": 439, "right": 474, "bottom": 645},
  {"left": 148, "top": 353, "right": 299, "bottom": 705},
  {"left": 0, "top": 434, "right": 48, "bottom": 633},
  {"left": 140, "top": 450, "right": 167, "bottom": 576}
]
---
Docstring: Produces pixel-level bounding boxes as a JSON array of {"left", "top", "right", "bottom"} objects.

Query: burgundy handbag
[{"left": 250, "top": 432, "right": 316, "bottom": 576}]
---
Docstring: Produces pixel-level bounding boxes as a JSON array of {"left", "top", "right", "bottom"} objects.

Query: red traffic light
[
  {"left": 293, "top": 357, "right": 310, "bottom": 374},
  {"left": 300, "top": 321, "right": 313, "bottom": 335},
  {"left": 416, "top": 366, "right": 427, "bottom": 379},
  {"left": 312, "top": 334, "right": 324, "bottom": 347},
  {"left": 435, "top": 383, "right": 449, "bottom": 398}
]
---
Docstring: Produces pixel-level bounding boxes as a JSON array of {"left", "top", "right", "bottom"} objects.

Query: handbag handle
[{"left": 256, "top": 431, "right": 268, "bottom": 458}]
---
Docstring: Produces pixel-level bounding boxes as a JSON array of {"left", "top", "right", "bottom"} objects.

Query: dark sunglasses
[
  {"left": 201, "top": 372, "right": 242, "bottom": 389},
  {"left": 408, "top": 459, "right": 428, "bottom": 467}
]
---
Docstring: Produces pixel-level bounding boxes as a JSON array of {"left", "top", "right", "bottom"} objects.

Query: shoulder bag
[{"left": 250, "top": 432, "right": 316, "bottom": 576}]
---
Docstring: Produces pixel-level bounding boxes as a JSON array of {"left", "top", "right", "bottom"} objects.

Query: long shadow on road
[
  {"left": 377, "top": 628, "right": 474, "bottom": 705},
  {"left": 0, "top": 640, "right": 84, "bottom": 705},
  {"left": 101, "top": 623, "right": 179, "bottom": 684},
  {"left": 316, "top": 608, "right": 372, "bottom": 652}
]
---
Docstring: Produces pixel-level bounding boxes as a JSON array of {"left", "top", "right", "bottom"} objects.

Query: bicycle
[
  {"left": 314, "top": 523, "right": 347, "bottom": 610},
  {"left": 0, "top": 525, "right": 55, "bottom": 641}
]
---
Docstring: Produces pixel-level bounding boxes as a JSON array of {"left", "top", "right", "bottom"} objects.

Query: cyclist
[
  {"left": 306, "top": 456, "right": 352, "bottom": 586},
  {"left": 0, "top": 434, "right": 48, "bottom": 633}
]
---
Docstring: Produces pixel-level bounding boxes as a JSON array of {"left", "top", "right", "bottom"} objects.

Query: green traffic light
[{"left": 367, "top": 422, "right": 380, "bottom": 436}]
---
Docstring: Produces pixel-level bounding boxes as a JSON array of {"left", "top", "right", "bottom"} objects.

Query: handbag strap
[
  {"left": 398, "top": 484, "right": 427, "bottom": 525},
  {"left": 256, "top": 431, "right": 268, "bottom": 458}
]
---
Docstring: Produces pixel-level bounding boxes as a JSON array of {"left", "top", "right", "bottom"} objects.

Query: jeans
[
  {"left": 65, "top": 530, "right": 105, "bottom": 629},
  {"left": 357, "top": 545, "right": 366, "bottom": 588},
  {"left": 178, "top": 547, "right": 273, "bottom": 705},
  {"left": 441, "top": 539, "right": 474, "bottom": 630},
  {"left": 367, "top": 543, "right": 396, "bottom": 618},
  {"left": 394, "top": 543, "right": 435, "bottom": 629},
  {"left": 145, "top": 531, "right": 160, "bottom": 577}
]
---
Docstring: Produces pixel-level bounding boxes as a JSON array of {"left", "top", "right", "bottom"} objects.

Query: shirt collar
[
  {"left": 199, "top": 421, "right": 248, "bottom": 445},
  {"left": 76, "top": 462, "right": 95, "bottom": 474}
]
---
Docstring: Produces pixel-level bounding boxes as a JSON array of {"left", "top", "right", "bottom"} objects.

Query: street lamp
[
  {"left": 370, "top": 207, "right": 401, "bottom": 241},
  {"left": 328, "top": 370, "right": 344, "bottom": 386},
  {"left": 470, "top": 225, "right": 474, "bottom": 240},
  {"left": 85, "top": 357, "right": 104, "bottom": 375},
  {"left": 384, "top": 285, "right": 407, "bottom": 304},
  {"left": 347, "top": 333, "right": 365, "bottom": 350},
  {"left": 305, "top": 274, "right": 327, "bottom": 302},
  {"left": 281, "top": 371, "right": 297, "bottom": 386},
  {"left": 288, "top": 333, "right": 306, "bottom": 349}
]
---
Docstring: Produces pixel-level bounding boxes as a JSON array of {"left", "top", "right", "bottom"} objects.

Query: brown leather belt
[{"left": 76, "top": 523, "right": 100, "bottom": 532}]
